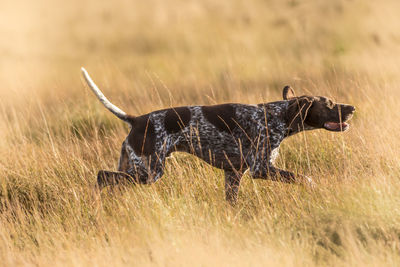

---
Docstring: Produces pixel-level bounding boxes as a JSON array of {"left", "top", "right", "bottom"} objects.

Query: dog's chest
[
  {"left": 265, "top": 102, "right": 287, "bottom": 148},
  {"left": 237, "top": 102, "right": 287, "bottom": 146}
]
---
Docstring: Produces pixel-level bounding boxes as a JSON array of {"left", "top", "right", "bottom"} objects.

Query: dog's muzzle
[{"left": 323, "top": 105, "right": 355, "bottom": 132}]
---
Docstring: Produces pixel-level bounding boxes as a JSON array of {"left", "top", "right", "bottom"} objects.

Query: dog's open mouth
[{"left": 323, "top": 122, "right": 349, "bottom": 132}]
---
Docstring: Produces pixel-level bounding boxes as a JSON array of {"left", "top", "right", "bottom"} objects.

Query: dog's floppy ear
[
  {"left": 283, "top": 85, "right": 295, "bottom": 100},
  {"left": 286, "top": 97, "right": 314, "bottom": 132}
]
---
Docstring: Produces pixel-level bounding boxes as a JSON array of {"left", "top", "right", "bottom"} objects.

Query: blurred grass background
[{"left": 1, "top": 0, "right": 400, "bottom": 266}]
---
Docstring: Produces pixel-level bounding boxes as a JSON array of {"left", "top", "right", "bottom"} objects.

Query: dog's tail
[{"left": 81, "top": 67, "right": 132, "bottom": 123}]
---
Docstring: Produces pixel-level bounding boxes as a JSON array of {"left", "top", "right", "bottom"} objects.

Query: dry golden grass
[{"left": 1, "top": 0, "right": 400, "bottom": 266}]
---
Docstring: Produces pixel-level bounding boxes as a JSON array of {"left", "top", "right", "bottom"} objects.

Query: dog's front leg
[
  {"left": 267, "top": 167, "right": 297, "bottom": 183},
  {"left": 250, "top": 166, "right": 314, "bottom": 187},
  {"left": 224, "top": 170, "right": 243, "bottom": 204}
]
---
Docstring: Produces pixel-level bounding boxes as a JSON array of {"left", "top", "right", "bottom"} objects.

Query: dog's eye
[{"left": 326, "top": 100, "right": 334, "bottom": 109}]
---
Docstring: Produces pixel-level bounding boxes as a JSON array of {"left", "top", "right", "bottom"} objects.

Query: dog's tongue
[{"left": 324, "top": 122, "right": 349, "bottom": 131}]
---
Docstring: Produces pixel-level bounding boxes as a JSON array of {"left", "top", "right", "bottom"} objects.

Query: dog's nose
[{"left": 344, "top": 105, "right": 355, "bottom": 113}]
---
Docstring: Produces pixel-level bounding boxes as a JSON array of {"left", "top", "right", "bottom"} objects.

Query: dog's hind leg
[
  {"left": 97, "top": 162, "right": 163, "bottom": 190},
  {"left": 96, "top": 139, "right": 167, "bottom": 190},
  {"left": 95, "top": 141, "right": 139, "bottom": 190},
  {"left": 97, "top": 170, "right": 136, "bottom": 189},
  {"left": 118, "top": 140, "right": 130, "bottom": 172}
]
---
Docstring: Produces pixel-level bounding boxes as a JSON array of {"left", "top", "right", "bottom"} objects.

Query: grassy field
[{"left": 1, "top": 0, "right": 400, "bottom": 266}]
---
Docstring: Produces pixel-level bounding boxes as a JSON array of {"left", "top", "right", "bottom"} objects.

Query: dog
[{"left": 81, "top": 67, "right": 355, "bottom": 203}]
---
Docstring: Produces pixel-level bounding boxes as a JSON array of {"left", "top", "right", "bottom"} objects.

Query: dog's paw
[
  {"left": 298, "top": 174, "right": 316, "bottom": 189},
  {"left": 305, "top": 176, "right": 316, "bottom": 189}
]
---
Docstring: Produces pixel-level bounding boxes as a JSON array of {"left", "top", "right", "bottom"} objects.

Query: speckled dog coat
[{"left": 81, "top": 68, "right": 355, "bottom": 203}]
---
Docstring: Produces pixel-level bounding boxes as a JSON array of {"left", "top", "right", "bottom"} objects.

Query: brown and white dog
[{"left": 81, "top": 68, "right": 355, "bottom": 203}]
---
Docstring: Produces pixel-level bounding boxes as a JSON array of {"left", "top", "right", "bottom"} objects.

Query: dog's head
[{"left": 283, "top": 86, "right": 355, "bottom": 134}]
